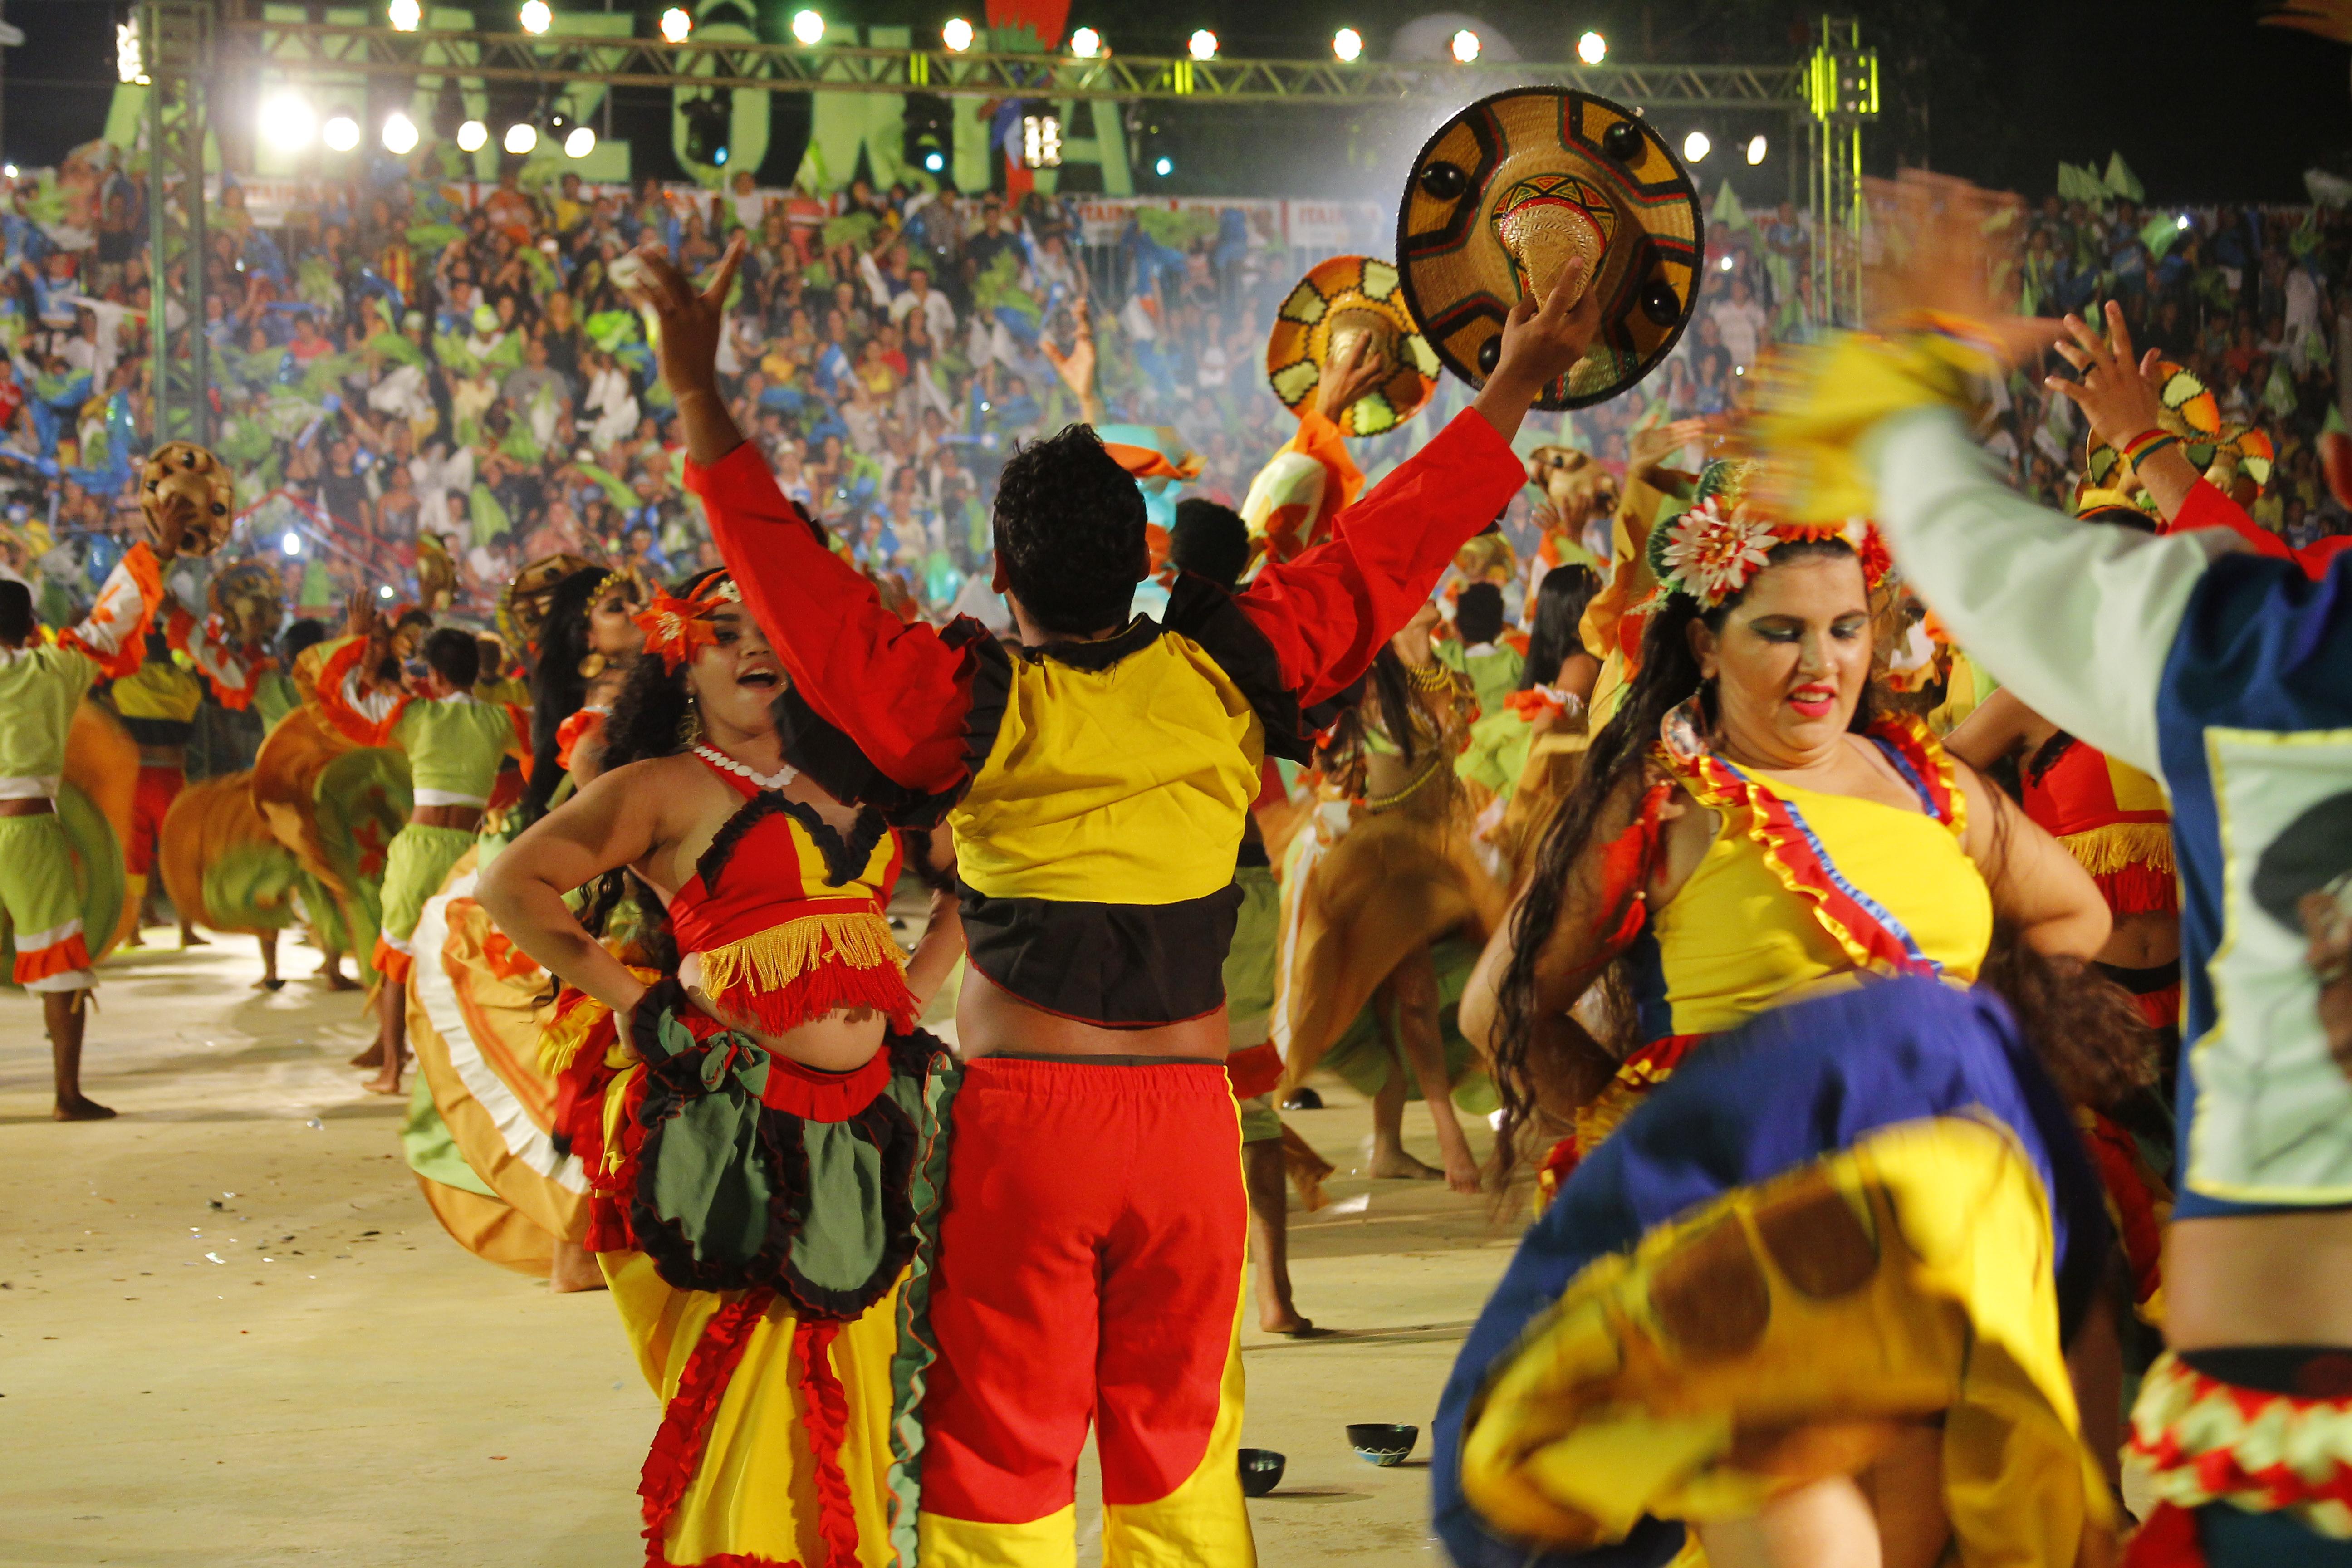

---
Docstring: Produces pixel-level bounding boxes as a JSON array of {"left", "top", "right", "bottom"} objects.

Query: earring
[
  {"left": 578, "top": 651, "right": 608, "bottom": 679},
  {"left": 676, "top": 689, "right": 703, "bottom": 746}
]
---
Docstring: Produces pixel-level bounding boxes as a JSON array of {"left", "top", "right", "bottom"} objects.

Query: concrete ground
[{"left": 1, "top": 935, "right": 1525, "bottom": 1568}]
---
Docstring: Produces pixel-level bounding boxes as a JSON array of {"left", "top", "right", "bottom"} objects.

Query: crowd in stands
[{"left": 2, "top": 138, "right": 2350, "bottom": 632}]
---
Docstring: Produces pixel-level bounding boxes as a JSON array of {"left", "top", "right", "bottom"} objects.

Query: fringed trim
[
  {"left": 792, "top": 1320, "right": 860, "bottom": 1568},
  {"left": 640, "top": 1289, "right": 774, "bottom": 1552},
  {"left": 696, "top": 913, "right": 916, "bottom": 1037},
  {"left": 2129, "top": 1352, "right": 2352, "bottom": 1537},
  {"left": 2061, "top": 820, "right": 2176, "bottom": 878}
]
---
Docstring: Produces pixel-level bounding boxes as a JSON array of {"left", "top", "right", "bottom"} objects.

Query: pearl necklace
[{"left": 695, "top": 745, "right": 799, "bottom": 792}]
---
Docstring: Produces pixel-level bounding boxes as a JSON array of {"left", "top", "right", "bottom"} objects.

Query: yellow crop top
[{"left": 1643, "top": 717, "right": 1992, "bottom": 1039}]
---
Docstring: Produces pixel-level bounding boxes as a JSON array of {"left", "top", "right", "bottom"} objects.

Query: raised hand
[
  {"left": 1313, "top": 328, "right": 1388, "bottom": 424},
  {"left": 2045, "top": 302, "right": 2168, "bottom": 450},
  {"left": 619, "top": 235, "right": 750, "bottom": 467},
  {"left": 1473, "top": 257, "right": 1602, "bottom": 441}
]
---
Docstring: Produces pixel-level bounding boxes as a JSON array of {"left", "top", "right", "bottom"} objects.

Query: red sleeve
[
  {"left": 2294, "top": 534, "right": 2352, "bottom": 575},
  {"left": 1234, "top": 408, "right": 1524, "bottom": 708},
  {"left": 685, "top": 441, "right": 975, "bottom": 794},
  {"left": 2164, "top": 478, "right": 2292, "bottom": 561},
  {"left": 1291, "top": 407, "right": 1364, "bottom": 539},
  {"left": 313, "top": 636, "right": 407, "bottom": 747}
]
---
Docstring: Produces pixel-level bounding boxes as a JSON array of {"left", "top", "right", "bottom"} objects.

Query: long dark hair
[
  {"left": 562, "top": 566, "right": 731, "bottom": 973},
  {"left": 1488, "top": 536, "right": 2152, "bottom": 1183},
  {"left": 1522, "top": 564, "right": 1599, "bottom": 691},
  {"left": 1316, "top": 644, "right": 1424, "bottom": 772},
  {"left": 522, "top": 565, "right": 618, "bottom": 822}
]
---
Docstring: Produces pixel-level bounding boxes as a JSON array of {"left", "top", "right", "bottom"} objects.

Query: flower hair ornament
[
  {"left": 1643, "top": 460, "right": 1885, "bottom": 610},
  {"left": 633, "top": 573, "right": 742, "bottom": 672}
]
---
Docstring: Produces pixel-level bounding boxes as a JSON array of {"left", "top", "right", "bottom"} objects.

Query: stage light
[
  {"left": 457, "top": 118, "right": 489, "bottom": 151},
  {"left": 658, "top": 6, "right": 691, "bottom": 41},
  {"left": 260, "top": 91, "right": 317, "bottom": 152},
  {"left": 1333, "top": 27, "right": 1362, "bottom": 61},
  {"left": 1187, "top": 29, "right": 1216, "bottom": 60},
  {"left": 1577, "top": 30, "right": 1607, "bottom": 64},
  {"left": 565, "top": 125, "right": 596, "bottom": 157},
  {"left": 388, "top": 0, "right": 421, "bottom": 30},
  {"left": 504, "top": 121, "right": 537, "bottom": 154},
  {"left": 2176, "top": 213, "right": 2191, "bottom": 230},
  {"left": 1069, "top": 26, "right": 1102, "bottom": 57},
  {"left": 379, "top": 586, "right": 395, "bottom": 599},
  {"left": 1745, "top": 134, "right": 1767, "bottom": 165},
  {"left": 5, "top": 165, "right": 19, "bottom": 179},
  {"left": 1450, "top": 28, "right": 1479, "bottom": 63},
  {"left": 1682, "top": 129, "right": 1710, "bottom": 162},
  {"left": 683, "top": 92, "right": 732, "bottom": 164},
  {"left": 942, "top": 16, "right": 974, "bottom": 52},
  {"left": 116, "top": 17, "right": 147, "bottom": 83},
  {"left": 1023, "top": 113, "right": 1062, "bottom": 168},
  {"left": 790, "top": 9, "right": 825, "bottom": 45},
  {"left": 1719, "top": 255, "right": 1734, "bottom": 272},
  {"left": 924, "top": 150, "right": 944, "bottom": 172},
  {"left": 519, "top": 0, "right": 550, "bottom": 34},
  {"left": 381, "top": 112, "right": 419, "bottom": 154},
  {"left": 323, "top": 113, "right": 361, "bottom": 152},
  {"left": 279, "top": 530, "right": 300, "bottom": 557},
  {"left": 1155, "top": 155, "right": 1172, "bottom": 176}
]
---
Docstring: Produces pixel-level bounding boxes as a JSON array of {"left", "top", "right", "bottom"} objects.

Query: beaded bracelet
[{"left": 2120, "top": 428, "right": 2182, "bottom": 473}]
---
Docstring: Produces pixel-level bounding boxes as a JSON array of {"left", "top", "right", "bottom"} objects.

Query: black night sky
[{"left": 4, "top": 0, "right": 2344, "bottom": 206}]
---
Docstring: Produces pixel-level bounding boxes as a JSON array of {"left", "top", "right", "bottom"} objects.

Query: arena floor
[{"left": 0, "top": 935, "right": 1520, "bottom": 1567}]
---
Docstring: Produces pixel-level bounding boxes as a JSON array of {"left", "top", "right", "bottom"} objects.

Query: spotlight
[
  {"left": 942, "top": 16, "right": 975, "bottom": 52},
  {"left": 518, "top": 0, "right": 550, "bottom": 34},
  {"left": 382, "top": 112, "right": 419, "bottom": 153},
  {"left": 1333, "top": 27, "right": 1362, "bottom": 61},
  {"left": 5, "top": 164, "right": 18, "bottom": 178},
  {"left": 259, "top": 91, "right": 317, "bottom": 152},
  {"left": 2176, "top": 213, "right": 2191, "bottom": 230},
  {"left": 790, "top": 9, "right": 824, "bottom": 45},
  {"left": 1682, "top": 130, "right": 1710, "bottom": 162},
  {"left": 378, "top": 585, "right": 395, "bottom": 599},
  {"left": 323, "top": 114, "right": 361, "bottom": 152},
  {"left": 387, "top": 0, "right": 421, "bottom": 30},
  {"left": 1745, "top": 133, "right": 1767, "bottom": 165},
  {"left": 1576, "top": 30, "right": 1606, "bottom": 64},
  {"left": 924, "top": 151, "right": 944, "bottom": 172},
  {"left": 1187, "top": 29, "right": 1216, "bottom": 60},
  {"left": 682, "top": 91, "right": 732, "bottom": 165},
  {"left": 456, "top": 118, "right": 489, "bottom": 151},
  {"left": 281, "top": 530, "right": 302, "bottom": 557},
  {"left": 658, "top": 6, "right": 691, "bottom": 41},
  {"left": 1154, "top": 155, "right": 1172, "bottom": 176},
  {"left": 564, "top": 125, "right": 596, "bottom": 157},
  {"left": 1450, "top": 28, "right": 1479, "bottom": 63},
  {"left": 504, "top": 121, "right": 537, "bottom": 154},
  {"left": 1719, "top": 255, "right": 1734, "bottom": 272},
  {"left": 1068, "top": 26, "right": 1102, "bottom": 57}
]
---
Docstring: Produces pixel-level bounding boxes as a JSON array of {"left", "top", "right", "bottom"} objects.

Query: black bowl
[
  {"left": 1238, "top": 1447, "right": 1286, "bottom": 1496},
  {"left": 1282, "top": 1087, "right": 1325, "bottom": 1111},
  {"left": 1346, "top": 1422, "right": 1418, "bottom": 1466}
]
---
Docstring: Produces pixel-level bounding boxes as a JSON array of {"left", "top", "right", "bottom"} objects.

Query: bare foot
[
  {"left": 348, "top": 1041, "right": 386, "bottom": 1068},
  {"left": 54, "top": 1096, "right": 117, "bottom": 1122},
  {"left": 180, "top": 930, "right": 211, "bottom": 948},
  {"left": 252, "top": 975, "right": 287, "bottom": 991},
  {"left": 322, "top": 972, "right": 361, "bottom": 993},
  {"left": 1259, "top": 1310, "right": 1329, "bottom": 1337},
  {"left": 1369, "top": 1148, "right": 1443, "bottom": 1181},
  {"left": 549, "top": 1240, "right": 608, "bottom": 1294},
  {"left": 363, "top": 1067, "right": 403, "bottom": 1096},
  {"left": 1442, "top": 1153, "right": 1483, "bottom": 1196}
]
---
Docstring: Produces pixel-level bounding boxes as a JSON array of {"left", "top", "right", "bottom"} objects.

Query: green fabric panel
[
  {"left": 651, "top": 1084, "right": 775, "bottom": 1269},
  {"left": 789, "top": 1121, "right": 889, "bottom": 1293},
  {"left": 401, "top": 1073, "right": 497, "bottom": 1196},
  {"left": 201, "top": 841, "right": 302, "bottom": 931}
]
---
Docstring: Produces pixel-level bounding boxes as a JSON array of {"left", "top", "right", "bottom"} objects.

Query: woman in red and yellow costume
[
  {"left": 478, "top": 564, "right": 964, "bottom": 1568},
  {"left": 1436, "top": 462, "right": 2147, "bottom": 1568}
]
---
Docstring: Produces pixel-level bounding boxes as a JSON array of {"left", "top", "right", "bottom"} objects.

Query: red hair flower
[{"left": 633, "top": 574, "right": 740, "bottom": 672}]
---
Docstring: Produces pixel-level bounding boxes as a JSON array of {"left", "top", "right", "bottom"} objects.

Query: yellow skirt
[{"left": 605, "top": 1250, "right": 905, "bottom": 1568}]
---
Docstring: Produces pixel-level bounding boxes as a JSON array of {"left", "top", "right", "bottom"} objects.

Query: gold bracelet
[{"left": 1406, "top": 661, "right": 1452, "bottom": 692}]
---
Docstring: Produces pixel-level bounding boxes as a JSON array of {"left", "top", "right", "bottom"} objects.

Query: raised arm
[
  {"left": 55, "top": 538, "right": 167, "bottom": 679},
  {"left": 1236, "top": 260, "right": 1601, "bottom": 706},
  {"left": 311, "top": 592, "right": 408, "bottom": 747},
  {"left": 167, "top": 604, "right": 263, "bottom": 710},
  {"left": 635, "top": 239, "right": 976, "bottom": 796}
]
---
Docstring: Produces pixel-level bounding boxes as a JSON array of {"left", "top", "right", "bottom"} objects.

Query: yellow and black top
[{"left": 690, "top": 410, "right": 1525, "bottom": 1027}]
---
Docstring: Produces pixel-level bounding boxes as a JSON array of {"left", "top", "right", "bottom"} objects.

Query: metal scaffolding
[
  {"left": 1804, "top": 16, "right": 1879, "bottom": 328},
  {"left": 225, "top": 22, "right": 1808, "bottom": 111},
  {"left": 142, "top": 0, "right": 212, "bottom": 446}
]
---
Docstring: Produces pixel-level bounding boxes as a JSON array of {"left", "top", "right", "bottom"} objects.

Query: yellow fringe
[
  {"left": 2059, "top": 821, "right": 2175, "bottom": 879},
  {"left": 536, "top": 964, "right": 661, "bottom": 1077},
  {"left": 695, "top": 911, "right": 906, "bottom": 1000}
]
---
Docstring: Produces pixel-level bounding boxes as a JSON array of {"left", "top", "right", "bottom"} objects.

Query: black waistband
[
  {"left": 981, "top": 1051, "right": 1216, "bottom": 1066},
  {"left": 956, "top": 877, "right": 1240, "bottom": 1028},
  {"left": 2096, "top": 958, "right": 2183, "bottom": 995},
  {"left": 2180, "top": 1345, "right": 2352, "bottom": 1399},
  {"left": 121, "top": 715, "right": 194, "bottom": 746}
]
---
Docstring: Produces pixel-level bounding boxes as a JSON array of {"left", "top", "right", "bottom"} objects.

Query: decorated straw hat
[
  {"left": 498, "top": 552, "right": 598, "bottom": 652},
  {"left": 1398, "top": 88, "right": 1703, "bottom": 412},
  {"left": 1265, "top": 256, "right": 1440, "bottom": 437},
  {"left": 2073, "top": 360, "right": 2274, "bottom": 518}
]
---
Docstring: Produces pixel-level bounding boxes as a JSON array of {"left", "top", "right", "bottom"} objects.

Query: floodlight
[
  {"left": 504, "top": 121, "right": 537, "bottom": 154},
  {"left": 942, "top": 17, "right": 975, "bottom": 52},
  {"left": 1683, "top": 130, "right": 1710, "bottom": 162},
  {"left": 1450, "top": 28, "right": 1479, "bottom": 63},
  {"left": 659, "top": 7, "right": 691, "bottom": 41},
  {"left": 1577, "top": 30, "right": 1606, "bottom": 64},
  {"left": 790, "top": 9, "right": 824, "bottom": 45},
  {"left": 1187, "top": 29, "right": 1216, "bottom": 60},
  {"left": 456, "top": 118, "right": 489, "bottom": 151}
]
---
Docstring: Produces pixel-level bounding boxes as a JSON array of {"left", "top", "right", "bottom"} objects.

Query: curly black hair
[
  {"left": 992, "top": 424, "right": 1146, "bottom": 635},
  {"left": 521, "top": 565, "right": 621, "bottom": 823},
  {"left": 1170, "top": 497, "right": 1250, "bottom": 592},
  {"left": 1455, "top": 582, "right": 1506, "bottom": 647}
]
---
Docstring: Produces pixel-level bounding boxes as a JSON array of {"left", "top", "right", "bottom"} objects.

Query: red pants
[
  {"left": 127, "top": 764, "right": 183, "bottom": 878},
  {"left": 918, "top": 1057, "right": 1256, "bottom": 1566}
]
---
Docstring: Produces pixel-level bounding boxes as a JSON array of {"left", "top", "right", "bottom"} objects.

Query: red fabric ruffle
[
  {"left": 1224, "top": 1041, "right": 1284, "bottom": 1102},
  {"left": 792, "top": 1319, "right": 859, "bottom": 1568},
  {"left": 706, "top": 960, "right": 918, "bottom": 1044},
  {"left": 640, "top": 1289, "right": 774, "bottom": 1550},
  {"left": 2097, "top": 860, "right": 2180, "bottom": 918}
]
